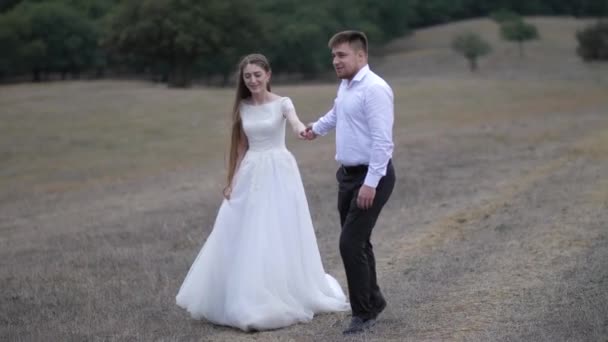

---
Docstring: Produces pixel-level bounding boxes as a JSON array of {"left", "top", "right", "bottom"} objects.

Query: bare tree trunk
[
  {"left": 519, "top": 41, "right": 524, "bottom": 58},
  {"left": 468, "top": 57, "right": 478, "bottom": 72},
  {"left": 95, "top": 67, "right": 105, "bottom": 79},
  {"left": 169, "top": 61, "right": 193, "bottom": 88},
  {"left": 72, "top": 67, "right": 81, "bottom": 79},
  {"left": 32, "top": 68, "right": 41, "bottom": 82}
]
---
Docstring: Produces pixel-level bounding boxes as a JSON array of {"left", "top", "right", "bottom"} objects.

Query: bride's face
[{"left": 242, "top": 63, "right": 270, "bottom": 94}]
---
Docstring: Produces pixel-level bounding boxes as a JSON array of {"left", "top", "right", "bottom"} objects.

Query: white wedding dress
[{"left": 176, "top": 97, "right": 349, "bottom": 331}]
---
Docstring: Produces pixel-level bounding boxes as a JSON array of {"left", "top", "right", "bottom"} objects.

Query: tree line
[
  {"left": 452, "top": 11, "right": 541, "bottom": 72},
  {"left": 0, "top": 0, "right": 606, "bottom": 87}
]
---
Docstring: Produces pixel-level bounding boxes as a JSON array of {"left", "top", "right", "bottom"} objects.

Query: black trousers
[{"left": 336, "top": 160, "right": 395, "bottom": 319}]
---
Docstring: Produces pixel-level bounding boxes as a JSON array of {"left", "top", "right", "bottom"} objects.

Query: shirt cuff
[
  {"left": 311, "top": 122, "right": 325, "bottom": 136},
  {"left": 364, "top": 173, "right": 382, "bottom": 188}
]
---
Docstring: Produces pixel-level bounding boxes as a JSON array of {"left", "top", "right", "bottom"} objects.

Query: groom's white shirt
[{"left": 312, "top": 64, "right": 394, "bottom": 188}]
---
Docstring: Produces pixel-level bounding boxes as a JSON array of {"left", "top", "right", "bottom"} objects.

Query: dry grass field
[{"left": 1, "top": 17, "right": 607, "bottom": 341}]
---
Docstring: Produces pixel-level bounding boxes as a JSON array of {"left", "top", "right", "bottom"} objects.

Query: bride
[{"left": 175, "top": 53, "right": 349, "bottom": 331}]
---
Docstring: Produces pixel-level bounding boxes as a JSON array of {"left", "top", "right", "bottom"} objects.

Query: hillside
[
  {"left": 374, "top": 17, "right": 608, "bottom": 82},
  {"left": 1, "top": 17, "right": 607, "bottom": 342}
]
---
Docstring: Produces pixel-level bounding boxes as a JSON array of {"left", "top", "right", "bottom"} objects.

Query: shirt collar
[
  {"left": 345, "top": 64, "right": 370, "bottom": 87},
  {"left": 353, "top": 64, "right": 370, "bottom": 82}
]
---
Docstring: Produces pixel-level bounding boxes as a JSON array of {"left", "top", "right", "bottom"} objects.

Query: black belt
[{"left": 341, "top": 164, "right": 368, "bottom": 175}]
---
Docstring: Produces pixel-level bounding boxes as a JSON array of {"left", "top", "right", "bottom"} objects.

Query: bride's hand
[
  {"left": 297, "top": 128, "right": 308, "bottom": 140},
  {"left": 223, "top": 186, "right": 232, "bottom": 200}
]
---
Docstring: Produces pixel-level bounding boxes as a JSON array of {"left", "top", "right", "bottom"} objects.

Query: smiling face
[
  {"left": 242, "top": 63, "right": 271, "bottom": 95},
  {"left": 331, "top": 42, "right": 367, "bottom": 80}
]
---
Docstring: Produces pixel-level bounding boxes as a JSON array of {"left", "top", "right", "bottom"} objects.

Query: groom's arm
[
  {"left": 311, "top": 102, "right": 337, "bottom": 136},
  {"left": 312, "top": 84, "right": 341, "bottom": 136}
]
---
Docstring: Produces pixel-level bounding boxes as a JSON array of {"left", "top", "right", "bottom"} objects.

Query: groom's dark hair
[{"left": 328, "top": 30, "right": 368, "bottom": 54}]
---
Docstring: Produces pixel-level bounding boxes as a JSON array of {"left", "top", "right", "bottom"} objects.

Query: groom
[{"left": 303, "top": 30, "right": 396, "bottom": 334}]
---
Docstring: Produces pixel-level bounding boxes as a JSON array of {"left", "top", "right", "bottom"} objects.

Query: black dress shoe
[{"left": 342, "top": 316, "right": 375, "bottom": 335}]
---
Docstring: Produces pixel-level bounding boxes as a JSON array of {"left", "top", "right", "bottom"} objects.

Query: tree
[
  {"left": 252, "top": 0, "right": 337, "bottom": 78},
  {"left": 500, "top": 19, "right": 540, "bottom": 57},
  {"left": 0, "top": 0, "right": 22, "bottom": 13},
  {"left": 0, "top": 14, "right": 23, "bottom": 78},
  {"left": 104, "top": 0, "right": 263, "bottom": 87},
  {"left": 0, "top": 1, "right": 98, "bottom": 81},
  {"left": 452, "top": 32, "right": 492, "bottom": 72},
  {"left": 252, "top": 0, "right": 413, "bottom": 78},
  {"left": 576, "top": 20, "right": 608, "bottom": 61},
  {"left": 490, "top": 8, "right": 520, "bottom": 23}
]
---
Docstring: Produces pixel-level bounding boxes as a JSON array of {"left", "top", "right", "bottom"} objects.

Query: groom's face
[{"left": 331, "top": 42, "right": 366, "bottom": 80}]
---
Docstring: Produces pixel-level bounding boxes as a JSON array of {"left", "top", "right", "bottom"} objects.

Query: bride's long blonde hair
[{"left": 226, "top": 54, "right": 272, "bottom": 191}]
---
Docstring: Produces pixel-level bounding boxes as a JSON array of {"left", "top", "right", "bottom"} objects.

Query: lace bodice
[{"left": 240, "top": 97, "right": 294, "bottom": 152}]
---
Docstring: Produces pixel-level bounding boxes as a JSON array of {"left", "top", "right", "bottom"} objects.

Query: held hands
[
  {"left": 357, "top": 185, "right": 376, "bottom": 209},
  {"left": 299, "top": 124, "right": 317, "bottom": 141},
  {"left": 297, "top": 129, "right": 308, "bottom": 140}
]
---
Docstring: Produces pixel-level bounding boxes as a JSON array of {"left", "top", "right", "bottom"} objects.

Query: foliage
[
  {"left": 451, "top": 31, "right": 492, "bottom": 71},
  {"left": 490, "top": 8, "right": 521, "bottom": 23},
  {"left": 0, "top": 0, "right": 606, "bottom": 85},
  {"left": 0, "top": 1, "right": 98, "bottom": 80},
  {"left": 103, "top": 0, "right": 263, "bottom": 87},
  {"left": 500, "top": 20, "right": 540, "bottom": 57},
  {"left": 576, "top": 20, "right": 608, "bottom": 61}
]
